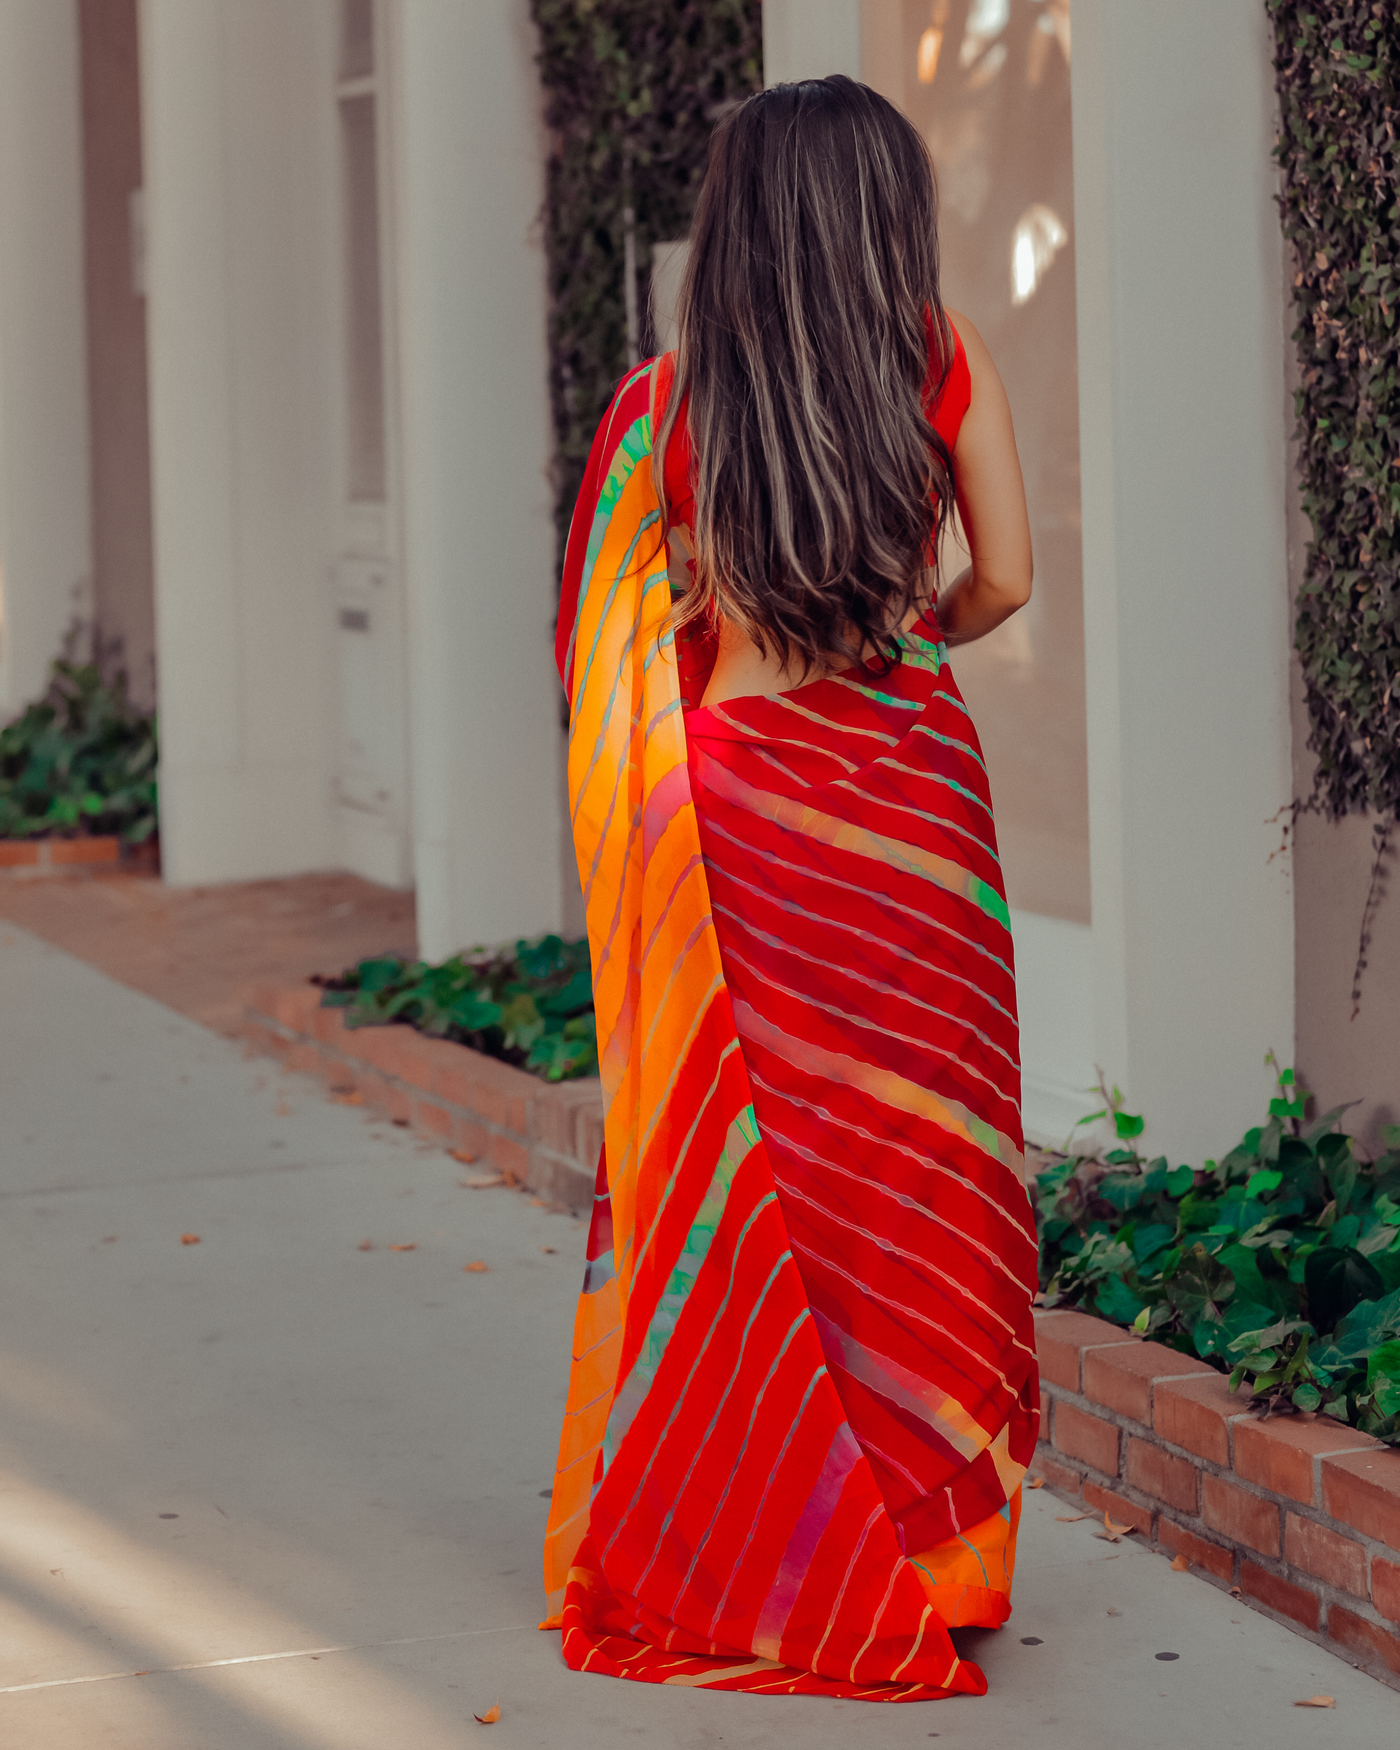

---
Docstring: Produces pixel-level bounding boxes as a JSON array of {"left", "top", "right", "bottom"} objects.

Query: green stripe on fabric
[
  {"left": 600, "top": 1107, "right": 760, "bottom": 1474},
  {"left": 580, "top": 408, "right": 655, "bottom": 589}
]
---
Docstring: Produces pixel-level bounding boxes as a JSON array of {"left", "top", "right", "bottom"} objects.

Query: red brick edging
[
  {"left": 1033, "top": 1307, "right": 1400, "bottom": 1686},
  {"left": 240, "top": 983, "right": 601, "bottom": 1213},
  {"left": 0, "top": 835, "right": 122, "bottom": 878}
]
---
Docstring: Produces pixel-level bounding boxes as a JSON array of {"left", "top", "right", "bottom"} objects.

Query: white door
[{"left": 332, "top": 0, "right": 412, "bottom": 888}]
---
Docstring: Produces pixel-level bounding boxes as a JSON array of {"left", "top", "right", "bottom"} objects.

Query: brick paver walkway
[{"left": 0, "top": 870, "right": 415, "bottom": 1036}]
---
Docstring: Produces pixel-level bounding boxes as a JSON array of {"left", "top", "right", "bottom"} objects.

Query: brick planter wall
[
  {"left": 0, "top": 836, "right": 122, "bottom": 878},
  {"left": 241, "top": 983, "right": 600, "bottom": 1213},
  {"left": 1033, "top": 1307, "right": 1400, "bottom": 1688}
]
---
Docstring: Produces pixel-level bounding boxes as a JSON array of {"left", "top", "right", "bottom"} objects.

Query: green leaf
[
  {"left": 1217, "top": 1242, "right": 1297, "bottom": 1318},
  {"left": 1177, "top": 1193, "right": 1220, "bottom": 1232},
  {"left": 1293, "top": 1382, "right": 1323, "bottom": 1412},
  {"left": 1227, "top": 1316, "right": 1314, "bottom": 1356},
  {"left": 357, "top": 957, "right": 408, "bottom": 995},
  {"left": 1269, "top": 1096, "right": 1306, "bottom": 1119},
  {"left": 1246, "top": 1168, "right": 1284, "bottom": 1198},
  {"left": 1325, "top": 1288, "right": 1400, "bottom": 1362},
  {"left": 1306, "top": 1251, "right": 1389, "bottom": 1340},
  {"left": 1167, "top": 1242, "right": 1237, "bottom": 1330},
  {"left": 1165, "top": 1164, "right": 1194, "bottom": 1197},
  {"left": 498, "top": 991, "right": 544, "bottom": 1049},
  {"left": 1367, "top": 1340, "right": 1400, "bottom": 1392},
  {"left": 448, "top": 995, "right": 503, "bottom": 1033},
  {"left": 1194, "top": 1300, "right": 1279, "bottom": 1359},
  {"left": 1132, "top": 1222, "right": 1175, "bottom": 1265},
  {"left": 1113, "top": 1110, "right": 1146, "bottom": 1141},
  {"left": 1094, "top": 1276, "right": 1147, "bottom": 1324},
  {"left": 537, "top": 966, "right": 594, "bottom": 1016}
]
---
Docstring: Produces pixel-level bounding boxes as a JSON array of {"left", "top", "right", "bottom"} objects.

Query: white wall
[
  {"left": 1011, "top": 909, "right": 1094, "bottom": 1147},
  {"left": 389, "top": 0, "right": 561, "bottom": 959},
  {"left": 140, "top": 0, "right": 340, "bottom": 884},
  {"left": 1072, "top": 0, "right": 1295, "bottom": 1160},
  {"left": 0, "top": 0, "right": 92, "bottom": 718},
  {"left": 762, "top": 0, "right": 860, "bottom": 84}
]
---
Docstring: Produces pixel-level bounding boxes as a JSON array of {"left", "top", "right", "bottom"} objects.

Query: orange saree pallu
[{"left": 544, "top": 346, "right": 1039, "bottom": 1702}]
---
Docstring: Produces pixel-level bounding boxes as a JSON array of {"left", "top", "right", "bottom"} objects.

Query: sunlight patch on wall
[{"left": 1011, "top": 202, "right": 1068, "bottom": 306}]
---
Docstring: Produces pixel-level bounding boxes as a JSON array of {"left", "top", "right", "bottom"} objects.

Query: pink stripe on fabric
[
  {"left": 750, "top": 1422, "right": 862, "bottom": 1662},
  {"left": 641, "top": 760, "right": 692, "bottom": 863}
]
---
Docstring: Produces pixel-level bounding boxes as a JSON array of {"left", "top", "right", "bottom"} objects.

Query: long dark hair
[{"left": 658, "top": 75, "right": 955, "bottom": 677}]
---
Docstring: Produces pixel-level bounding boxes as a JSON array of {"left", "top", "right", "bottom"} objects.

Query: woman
[{"left": 544, "top": 76, "right": 1038, "bottom": 1704}]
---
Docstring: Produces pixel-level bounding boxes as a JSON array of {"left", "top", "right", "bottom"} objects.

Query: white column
[
  {"left": 762, "top": 0, "right": 861, "bottom": 85},
  {"left": 389, "top": 0, "right": 560, "bottom": 959},
  {"left": 0, "top": 0, "right": 91, "bottom": 717},
  {"left": 1072, "top": 0, "right": 1294, "bottom": 1160},
  {"left": 140, "top": 0, "right": 338, "bottom": 884}
]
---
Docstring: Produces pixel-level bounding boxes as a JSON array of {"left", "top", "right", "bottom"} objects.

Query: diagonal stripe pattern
[{"left": 544, "top": 344, "right": 1037, "bottom": 1702}]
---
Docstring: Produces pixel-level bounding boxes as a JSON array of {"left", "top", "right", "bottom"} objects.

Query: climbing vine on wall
[
  {"left": 1269, "top": 3, "right": 1400, "bottom": 827},
  {"left": 531, "top": 0, "right": 762, "bottom": 574}
]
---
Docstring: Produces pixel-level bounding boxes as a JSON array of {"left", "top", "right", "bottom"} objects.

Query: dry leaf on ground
[
  {"left": 1027, "top": 1477, "right": 1044, "bottom": 1489},
  {"left": 333, "top": 1090, "right": 363, "bottom": 1106},
  {"left": 1097, "top": 1512, "right": 1136, "bottom": 1543},
  {"left": 1293, "top": 1697, "right": 1335, "bottom": 1709},
  {"left": 464, "top": 1260, "right": 489, "bottom": 1273},
  {"left": 180, "top": 1234, "right": 200, "bottom": 1246},
  {"left": 1228, "top": 1585, "right": 1242, "bottom": 1597},
  {"left": 541, "top": 1246, "right": 557, "bottom": 1254},
  {"left": 357, "top": 1240, "right": 373, "bottom": 1251},
  {"left": 389, "top": 1243, "right": 417, "bottom": 1252},
  {"left": 473, "top": 1702, "right": 501, "bottom": 1724},
  {"left": 529, "top": 1197, "right": 548, "bottom": 1207},
  {"left": 452, "top": 1148, "right": 479, "bottom": 1164},
  {"left": 1170, "top": 1553, "right": 1190, "bottom": 1571},
  {"left": 1056, "top": 1513, "right": 1092, "bottom": 1522},
  {"left": 460, "top": 1174, "right": 506, "bottom": 1190}
]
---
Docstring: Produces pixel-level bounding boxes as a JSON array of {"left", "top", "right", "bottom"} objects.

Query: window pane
[
  {"left": 341, "top": 93, "right": 386, "bottom": 504},
  {"left": 341, "top": 0, "right": 374, "bottom": 80}
]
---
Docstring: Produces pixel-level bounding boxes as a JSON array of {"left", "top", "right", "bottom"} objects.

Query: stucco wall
[
  {"left": 0, "top": 0, "right": 92, "bottom": 720},
  {"left": 141, "top": 0, "right": 340, "bottom": 884},
  {"left": 391, "top": 0, "right": 561, "bottom": 958}
]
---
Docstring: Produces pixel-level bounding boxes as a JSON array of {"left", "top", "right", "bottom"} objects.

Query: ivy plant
[
  {"left": 0, "top": 660, "right": 158, "bottom": 844},
  {"left": 1036, "top": 1063, "right": 1400, "bottom": 1444},
  {"left": 1269, "top": 5, "right": 1399, "bottom": 837},
  {"left": 531, "top": 0, "right": 762, "bottom": 571},
  {"left": 316, "top": 934, "right": 597, "bottom": 1083}
]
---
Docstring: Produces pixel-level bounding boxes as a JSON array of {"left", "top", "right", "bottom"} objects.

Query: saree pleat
[{"left": 545, "top": 348, "right": 1038, "bottom": 1702}]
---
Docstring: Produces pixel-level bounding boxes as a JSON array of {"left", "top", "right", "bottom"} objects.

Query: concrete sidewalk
[{"left": 0, "top": 924, "right": 1390, "bottom": 1748}]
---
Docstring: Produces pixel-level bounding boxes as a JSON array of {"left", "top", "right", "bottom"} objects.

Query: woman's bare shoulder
[{"left": 944, "top": 307, "right": 995, "bottom": 384}]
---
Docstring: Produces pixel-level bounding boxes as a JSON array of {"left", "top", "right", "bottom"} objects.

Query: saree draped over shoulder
[{"left": 544, "top": 338, "right": 1039, "bottom": 1703}]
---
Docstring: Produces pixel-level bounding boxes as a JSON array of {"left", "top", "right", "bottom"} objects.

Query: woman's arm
[{"left": 936, "top": 310, "right": 1033, "bottom": 646}]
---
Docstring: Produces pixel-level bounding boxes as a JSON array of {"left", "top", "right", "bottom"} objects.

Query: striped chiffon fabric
[{"left": 543, "top": 343, "right": 1038, "bottom": 1702}]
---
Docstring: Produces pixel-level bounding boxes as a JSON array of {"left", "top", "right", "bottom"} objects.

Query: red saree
[{"left": 544, "top": 334, "right": 1039, "bottom": 1702}]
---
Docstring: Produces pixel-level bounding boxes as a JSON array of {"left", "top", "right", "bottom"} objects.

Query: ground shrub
[
  {"left": 0, "top": 660, "right": 158, "bottom": 843},
  {"left": 316, "top": 934, "right": 597, "bottom": 1084},
  {"left": 1036, "top": 1067, "right": 1400, "bottom": 1443}
]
